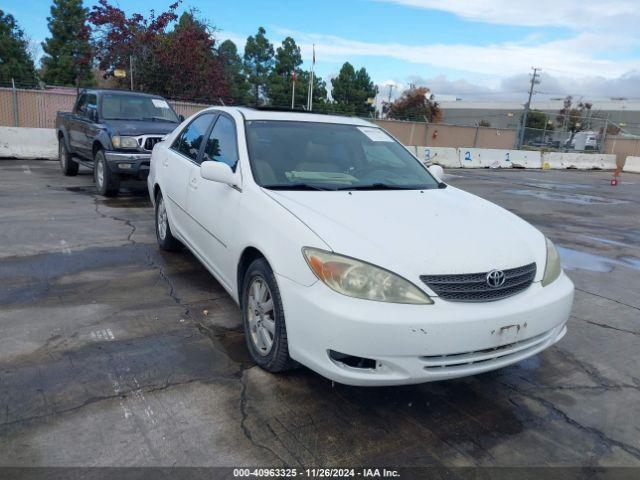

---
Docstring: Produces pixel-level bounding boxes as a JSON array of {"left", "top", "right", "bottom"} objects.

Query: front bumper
[
  {"left": 104, "top": 151, "right": 151, "bottom": 179},
  {"left": 278, "top": 272, "right": 574, "bottom": 386}
]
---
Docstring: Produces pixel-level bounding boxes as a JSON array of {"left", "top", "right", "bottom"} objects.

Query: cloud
[
  {"left": 406, "top": 71, "right": 640, "bottom": 100},
  {"left": 374, "top": 0, "right": 640, "bottom": 31},
  {"left": 271, "top": 28, "right": 640, "bottom": 79}
]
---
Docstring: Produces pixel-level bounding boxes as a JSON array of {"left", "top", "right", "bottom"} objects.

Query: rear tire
[
  {"left": 242, "top": 258, "right": 295, "bottom": 373},
  {"left": 94, "top": 150, "right": 120, "bottom": 197},
  {"left": 59, "top": 138, "right": 78, "bottom": 176},
  {"left": 155, "top": 191, "right": 181, "bottom": 251}
]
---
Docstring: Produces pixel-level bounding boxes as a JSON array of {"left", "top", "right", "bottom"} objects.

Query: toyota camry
[{"left": 147, "top": 107, "right": 574, "bottom": 386}]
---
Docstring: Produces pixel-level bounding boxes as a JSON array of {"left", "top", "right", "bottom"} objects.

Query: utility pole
[
  {"left": 387, "top": 84, "right": 395, "bottom": 103},
  {"left": 517, "top": 67, "right": 541, "bottom": 149}
]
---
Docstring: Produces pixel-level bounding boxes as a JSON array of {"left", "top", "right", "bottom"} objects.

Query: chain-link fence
[
  {"left": 0, "top": 85, "right": 209, "bottom": 129},
  {"left": 519, "top": 111, "right": 614, "bottom": 153}
]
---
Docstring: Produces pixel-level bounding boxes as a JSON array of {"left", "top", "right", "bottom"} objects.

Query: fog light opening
[
  {"left": 118, "top": 163, "right": 133, "bottom": 169},
  {"left": 329, "top": 350, "right": 377, "bottom": 370}
]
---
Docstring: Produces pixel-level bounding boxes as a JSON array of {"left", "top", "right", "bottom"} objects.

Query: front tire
[
  {"left": 94, "top": 150, "right": 120, "bottom": 197},
  {"left": 59, "top": 139, "right": 78, "bottom": 176},
  {"left": 155, "top": 191, "right": 181, "bottom": 251},
  {"left": 242, "top": 258, "right": 295, "bottom": 372}
]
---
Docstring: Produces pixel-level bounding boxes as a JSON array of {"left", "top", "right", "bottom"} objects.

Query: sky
[{"left": 4, "top": 0, "right": 640, "bottom": 102}]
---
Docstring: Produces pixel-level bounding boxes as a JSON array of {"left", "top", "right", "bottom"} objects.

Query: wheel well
[
  {"left": 92, "top": 141, "right": 103, "bottom": 158},
  {"left": 237, "top": 247, "right": 266, "bottom": 306}
]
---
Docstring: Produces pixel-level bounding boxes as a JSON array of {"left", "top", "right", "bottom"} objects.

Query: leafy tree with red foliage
[
  {"left": 89, "top": 1, "right": 229, "bottom": 103},
  {"left": 158, "top": 11, "right": 229, "bottom": 103},
  {"left": 386, "top": 86, "right": 441, "bottom": 122}
]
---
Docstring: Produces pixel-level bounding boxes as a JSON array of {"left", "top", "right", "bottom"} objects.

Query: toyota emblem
[{"left": 486, "top": 269, "right": 506, "bottom": 288}]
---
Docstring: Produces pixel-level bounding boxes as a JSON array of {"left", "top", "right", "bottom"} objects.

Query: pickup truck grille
[
  {"left": 140, "top": 136, "right": 163, "bottom": 151},
  {"left": 420, "top": 263, "right": 537, "bottom": 302}
]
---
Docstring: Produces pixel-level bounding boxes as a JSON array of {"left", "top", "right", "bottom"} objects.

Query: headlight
[
  {"left": 111, "top": 135, "right": 139, "bottom": 149},
  {"left": 542, "top": 237, "right": 562, "bottom": 286},
  {"left": 302, "top": 247, "right": 433, "bottom": 304}
]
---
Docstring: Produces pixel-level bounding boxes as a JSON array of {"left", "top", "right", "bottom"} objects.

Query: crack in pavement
[
  {"left": 239, "top": 370, "right": 290, "bottom": 467},
  {"left": 501, "top": 380, "right": 640, "bottom": 462},
  {"left": 575, "top": 287, "right": 640, "bottom": 311},
  {"left": 1, "top": 377, "right": 207, "bottom": 430}
]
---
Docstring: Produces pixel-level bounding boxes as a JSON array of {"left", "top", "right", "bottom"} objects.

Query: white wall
[{"left": 0, "top": 127, "right": 57, "bottom": 160}]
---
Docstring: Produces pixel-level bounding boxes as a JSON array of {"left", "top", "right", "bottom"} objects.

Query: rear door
[
  {"left": 161, "top": 112, "right": 216, "bottom": 241},
  {"left": 68, "top": 94, "right": 87, "bottom": 155},
  {"left": 186, "top": 113, "right": 241, "bottom": 287},
  {"left": 78, "top": 93, "right": 99, "bottom": 159}
]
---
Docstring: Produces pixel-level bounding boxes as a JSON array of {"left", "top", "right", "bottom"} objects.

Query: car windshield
[
  {"left": 245, "top": 120, "right": 440, "bottom": 190},
  {"left": 101, "top": 93, "right": 179, "bottom": 122}
]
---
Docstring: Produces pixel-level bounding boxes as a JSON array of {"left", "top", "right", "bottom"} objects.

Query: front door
[
  {"left": 162, "top": 113, "right": 215, "bottom": 240},
  {"left": 186, "top": 114, "right": 241, "bottom": 288}
]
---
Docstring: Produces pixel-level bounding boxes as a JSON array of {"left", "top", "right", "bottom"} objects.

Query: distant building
[{"left": 436, "top": 98, "right": 640, "bottom": 135}]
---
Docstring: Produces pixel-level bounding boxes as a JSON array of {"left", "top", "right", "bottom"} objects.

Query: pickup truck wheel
[
  {"left": 155, "top": 192, "right": 181, "bottom": 251},
  {"left": 94, "top": 150, "right": 120, "bottom": 197},
  {"left": 242, "top": 258, "right": 295, "bottom": 373},
  {"left": 59, "top": 139, "right": 78, "bottom": 176}
]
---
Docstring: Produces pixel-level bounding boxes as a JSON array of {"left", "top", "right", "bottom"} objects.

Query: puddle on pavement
[
  {"left": 579, "top": 234, "right": 639, "bottom": 250},
  {"left": 557, "top": 246, "right": 640, "bottom": 272},
  {"left": 503, "top": 189, "right": 627, "bottom": 205}
]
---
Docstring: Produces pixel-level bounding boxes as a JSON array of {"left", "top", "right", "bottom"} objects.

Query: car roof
[{"left": 205, "top": 106, "right": 376, "bottom": 126}]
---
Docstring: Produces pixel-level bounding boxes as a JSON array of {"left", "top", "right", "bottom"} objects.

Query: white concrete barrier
[
  {"left": 508, "top": 150, "right": 542, "bottom": 169},
  {"left": 623, "top": 156, "right": 640, "bottom": 173},
  {"left": 0, "top": 127, "right": 58, "bottom": 160},
  {"left": 459, "top": 148, "right": 513, "bottom": 168},
  {"left": 416, "top": 146, "right": 460, "bottom": 168},
  {"left": 542, "top": 152, "right": 617, "bottom": 170}
]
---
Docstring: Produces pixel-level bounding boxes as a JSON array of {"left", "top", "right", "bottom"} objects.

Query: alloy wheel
[{"left": 246, "top": 277, "right": 276, "bottom": 356}]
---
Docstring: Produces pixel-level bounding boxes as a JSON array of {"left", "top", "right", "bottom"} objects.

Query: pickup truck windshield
[
  {"left": 101, "top": 93, "right": 179, "bottom": 123},
  {"left": 246, "top": 120, "right": 439, "bottom": 190}
]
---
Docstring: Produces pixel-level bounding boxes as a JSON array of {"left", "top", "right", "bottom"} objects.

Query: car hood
[
  {"left": 106, "top": 120, "right": 178, "bottom": 136},
  {"left": 264, "top": 186, "right": 547, "bottom": 285}
]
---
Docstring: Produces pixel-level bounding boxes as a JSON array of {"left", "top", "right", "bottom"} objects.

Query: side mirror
[
  {"left": 200, "top": 161, "right": 236, "bottom": 186},
  {"left": 428, "top": 164, "right": 444, "bottom": 181},
  {"left": 88, "top": 109, "right": 98, "bottom": 122},
  {"left": 179, "top": 114, "right": 185, "bottom": 122}
]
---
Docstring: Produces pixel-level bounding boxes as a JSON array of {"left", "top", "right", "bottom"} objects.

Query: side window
[
  {"left": 75, "top": 94, "right": 87, "bottom": 115},
  {"left": 202, "top": 115, "right": 238, "bottom": 169},
  {"left": 171, "top": 114, "right": 214, "bottom": 161},
  {"left": 86, "top": 94, "right": 98, "bottom": 120}
]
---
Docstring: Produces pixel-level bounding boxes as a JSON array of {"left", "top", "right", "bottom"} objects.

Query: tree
[
  {"left": 89, "top": 0, "right": 180, "bottom": 90},
  {"left": 526, "top": 110, "right": 553, "bottom": 130},
  {"left": 218, "top": 39, "right": 249, "bottom": 105},
  {"left": 243, "top": 27, "right": 274, "bottom": 106},
  {"left": 478, "top": 119, "right": 491, "bottom": 127},
  {"left": 386, "top": 86, "right": 441, "bottom": 122},
  {"left": 265, "top": 36, "right": 302, "bottom": 107},
  {"left": 331, "top": 62, "right": 377, "bottom": 116},
  {"left": 41, "top": 0, "right": 94, "bottom": 87},
  {"left": 557, "top": 95, "right": 592, "bottom": 132},
  {"left": 0, "top": 10, "right": 38, "bottom": 86},
  {"left": 157, "top": 11, "right": 229, "bottom": 103}
]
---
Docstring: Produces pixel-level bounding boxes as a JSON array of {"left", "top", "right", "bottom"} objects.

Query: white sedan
[{"left": 148, "top": 107, "right": 574, "bottom": 386}]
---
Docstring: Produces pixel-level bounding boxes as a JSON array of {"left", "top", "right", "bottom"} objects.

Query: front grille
[
  {"left": 142, "top": 137, "right": 162, "bottom": 151},
  {"left": 420, "top": 262, "right": 536, "bottom": 302}
]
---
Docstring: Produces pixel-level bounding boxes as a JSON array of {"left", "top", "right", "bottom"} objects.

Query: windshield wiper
[
  {"left": 143, "top": 117, "right": 176, "bottom": 123},
  {"left": 262, "top": 183, "right": 335, "bottom": 191},
  {"left": 335, "top": 183, "right": 424, "bottom": 191}
]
